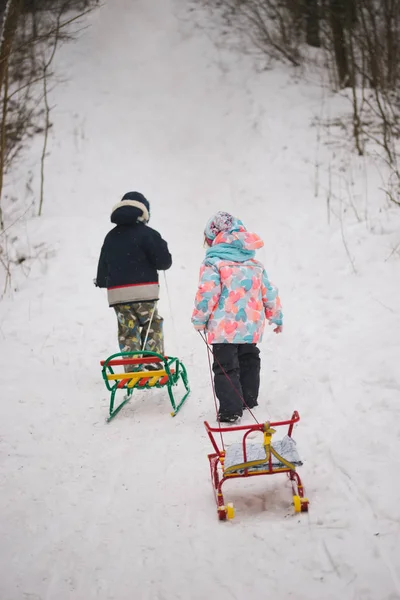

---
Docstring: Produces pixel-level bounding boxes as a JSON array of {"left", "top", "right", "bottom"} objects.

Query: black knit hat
[{"left": 111, "top": 191, "right": 150, "bottom": 225}]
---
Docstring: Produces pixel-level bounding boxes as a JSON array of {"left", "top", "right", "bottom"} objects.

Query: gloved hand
[{"left": 93, "top": 278, "right": 98, "bottom": 287}]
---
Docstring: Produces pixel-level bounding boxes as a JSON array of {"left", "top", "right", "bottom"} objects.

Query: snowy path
[{"left": 1, "top": 1, "right": 400, "bottom": 599}]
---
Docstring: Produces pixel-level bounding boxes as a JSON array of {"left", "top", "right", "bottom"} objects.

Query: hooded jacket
[
  {"left": 192, "top": 223, "right": 282, "bottom": 344},
  {"left": 96, "top": 201, "right": 172, "bottom": 306}
]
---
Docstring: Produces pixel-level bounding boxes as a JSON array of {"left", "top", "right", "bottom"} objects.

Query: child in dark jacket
[
  {"left": 96, "top": 192, "right": 172, "bottom": 367},
  {"left": 192, "top": 211, "right": 282, "bottom": 423}
]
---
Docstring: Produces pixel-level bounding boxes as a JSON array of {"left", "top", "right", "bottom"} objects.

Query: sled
[
  {"left": 101, "top": 351, "right": 190, "bottom": 421},
  {"left": 204, "top": 411, "right": 308, "bottom": 520}
]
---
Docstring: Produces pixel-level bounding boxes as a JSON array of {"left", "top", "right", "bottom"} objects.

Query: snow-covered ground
[{"left": 1, "top": 1, "right": 400, "bottom": 599}]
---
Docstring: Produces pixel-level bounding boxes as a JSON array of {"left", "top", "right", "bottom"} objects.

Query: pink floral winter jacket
[{"left": 192, "top": 229, "right": 282, "bottom": 344}]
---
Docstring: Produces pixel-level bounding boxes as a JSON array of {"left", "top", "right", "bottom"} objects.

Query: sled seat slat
[
  {"left": 106, "top": 370, "right": 166, "bottom": 381},
  {"left": 106, "top": 369, "right": 176, "bottom": 389},
  {"left": 117, "top": 378, "right": 130, "bottom": 389},
  {"left": 100, "top": 356, "right": 167, "bottom": 367}
]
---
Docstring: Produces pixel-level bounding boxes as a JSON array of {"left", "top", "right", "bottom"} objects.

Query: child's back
[
  {"left": 193, "top": 226, "right": 281, "bottom": 344},
  {"left": 96, "top": 192, "right": 171, "bottom": 306},
  {"left": 96, "top": 191, "right": 171, "bottom": 366},
  {"left": 192, "top": 211, "right": 282, "bottom": 423}
]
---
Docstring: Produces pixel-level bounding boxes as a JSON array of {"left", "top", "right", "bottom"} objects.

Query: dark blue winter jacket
[{"left": 96, "top": 205, "right": 172, "bottom": 306}]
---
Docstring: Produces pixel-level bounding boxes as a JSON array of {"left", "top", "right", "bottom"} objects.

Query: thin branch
[
  {"left": 39, "top": 5, "right": 64, "bottom": 216},
  {"left": 0, "top": 250, "right": 12, "bottom": 295},
  {"left": 6, "top": 71, "right": 48, "bottom": 100},
  {"left": 0, "top": 200, "right": 35, "bottom": 236},
  {"left": 385, "top": 240, "right": 400, "bottom": 261}
]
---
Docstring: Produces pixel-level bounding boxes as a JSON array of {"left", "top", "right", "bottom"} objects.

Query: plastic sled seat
[
  {"left": 100, "top": 351, "right": 190, "bottom": 421},
  {"left": 204, "top": 411, "right": 309, "bottom": 520}
]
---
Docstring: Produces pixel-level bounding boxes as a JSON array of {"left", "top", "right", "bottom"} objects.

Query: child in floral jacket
[{"left": 192, "top": 211, "right": 282, "bottom": 423}]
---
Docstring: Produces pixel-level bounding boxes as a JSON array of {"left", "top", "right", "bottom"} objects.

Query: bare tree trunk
[
  {"left": 38, "top": 5, "right": 67, "bottom": 217},
  {"left": 0, "top": 0, "right": 22, "bottom": 229},
  {"left": 0, "top": 58, "right": 9, "bottom": 228},
  {"left": 329, "top": 0, "right": 350, "bottom": 87},
  {"left": 347, "top": 19, "right": 363, "bottom": 155},
  {"left": 0, "top": 0, "right": 22, "bottom": 94},
  {"left": 38, "top": 63, "right": 49, "bottom": 217},
  {"left": 305, "top": 0, "right": 321, "bottom": 47},
  {"left": 383, "top": 0, "right": 399, "bottom": 88},
  {"left": 0, "top": 0, "right": 13, "bottom": 51}
]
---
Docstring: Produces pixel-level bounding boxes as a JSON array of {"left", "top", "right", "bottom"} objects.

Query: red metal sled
[{"left": 204, "top": 411, "right": 309, "bottom": 520}]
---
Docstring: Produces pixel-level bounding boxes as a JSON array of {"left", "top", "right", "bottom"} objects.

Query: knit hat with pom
[{"left": 204, "top": 211, "right": 244, "bottom": 244}]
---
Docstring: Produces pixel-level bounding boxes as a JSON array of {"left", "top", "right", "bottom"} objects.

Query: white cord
[
  {"left": 163, "top": 271, "right": 179, "bottom": 355},
  {"left": 141, "top": 302, "right": 157, "bottom": 352}
]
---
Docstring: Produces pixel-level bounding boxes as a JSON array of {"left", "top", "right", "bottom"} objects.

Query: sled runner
[
  {"left": 204, "top": 411, "right": 308, "bottom": 520},
  {"left": 101, "top": 351, "right": 190, "bottom": 421}
]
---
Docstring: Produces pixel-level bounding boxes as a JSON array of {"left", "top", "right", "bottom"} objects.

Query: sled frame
[
  {"left": 205, "top": 411, "right": 309, "bottom": 520},
  {"left": 101, "top": 351, "right": 190, "bottom": 421}
]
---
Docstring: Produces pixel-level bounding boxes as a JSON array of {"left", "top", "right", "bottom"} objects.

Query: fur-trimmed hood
[{"left": 111, "top": 191, "right": 150, "bottom": 225}]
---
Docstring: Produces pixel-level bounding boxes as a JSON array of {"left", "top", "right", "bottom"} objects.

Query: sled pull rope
[
  {"left": 141, "top": 302, "right": 157, "bottom": 352},
  {"left": 202, "top": 332, "right": 225, "bottom": 450},
  {"left": 199, "top": 332, "right": 259, "bottom": 426},
  {"left": 163, "top": 272, "right": 180, "bottom": 355}
]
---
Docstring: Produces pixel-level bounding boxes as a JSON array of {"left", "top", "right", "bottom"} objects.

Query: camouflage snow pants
[{"left": 113, "top": 302, "right": 164, "bottom": 371}]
